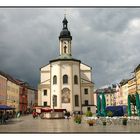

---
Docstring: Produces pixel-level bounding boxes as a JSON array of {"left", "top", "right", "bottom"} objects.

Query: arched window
[
  {"left": 74, "top": 75, "right": 78, "bottom": 84},
  {"left": 53, "top": 95, "right": 57, "bottom": 107},
  {"left": 63, "top": 75, "right": 68, "bottom": 84},
  {"left": 64, "top": 46, "right": 67, "bottom": 53},
  {"left": 75, "top": 95, "right": 79, "bottom": 106},
  {"left": 53, "top": 75, "right": 57, "bottom": 84}
]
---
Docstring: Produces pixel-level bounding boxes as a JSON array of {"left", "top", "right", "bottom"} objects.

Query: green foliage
[
  {"left": 107, "top": 111, "right": 113, "bottom": 117},
  {"left": 130, "top": 94, "right": 136, "bottom": 114},
  {"left": 86, "top": 111, "right": 93, "bottom": 117},
  {"left": 130, "top": 94, "right": 136, "bottom": 106},
  {"left": 74, "top": 115, "right": 82, "bottom": 124}
]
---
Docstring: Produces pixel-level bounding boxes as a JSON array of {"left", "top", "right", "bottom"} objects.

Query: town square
[{"left": 1, "top": 8, "right": 140, "bottom": 133}]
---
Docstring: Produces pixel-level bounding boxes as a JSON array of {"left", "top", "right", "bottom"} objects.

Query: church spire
[
  {"left": 59, "top": 15, "right": 72, "bottom": 40},
  {"left": 59, "top": 15, "right": 72, "bottom": 57},
  {"left": 62, "top": 14, "right": 68, "bottom": 29}
]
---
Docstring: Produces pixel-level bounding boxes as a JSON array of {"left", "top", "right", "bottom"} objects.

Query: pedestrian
[
  {"left": 32, "top": 111, "right": 38, "bottom": 119},
  {"left": 0, "top": 111, "right": 2, "bottom": 124},
  {"left": 1, "top": 112, "right": 6, "bottom": 124}
]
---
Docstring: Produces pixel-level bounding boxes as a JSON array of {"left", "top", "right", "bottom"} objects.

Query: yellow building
[
  {"left": 7, "top": 78, "right": 20, "bottom": 112},
  {"left": 134, "top": 64, "right": 140, "bottom": 94},
  {"left": 0, "top": 73, "right": 7, "bottom": 105},
  {"left": 128, "top": 77, "right": 136, "bottom": 95},
  {"left": 120, "top": 79, "right": 129, "bottom": 105},
  {"left": 105, "top": 93, "right": 114, "bottom": 106},
  {"left": 96, "top": 87, "right": 115, "bottom": 106}
]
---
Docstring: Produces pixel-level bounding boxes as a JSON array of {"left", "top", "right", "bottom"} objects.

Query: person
[
  {"left": 0, "top": 111, "right": 2, "bottom": 124},
  {"left": 64, "top": 111, "right": 70, "bottom": 120},
  {"left": 32, "top": 111, "right": 38, "bottom": 119},
  {"left": 16, "top": 112, "right": 20, "bottom": 118},
  {"left": 1, "top": 112, "right": 6, "bottom": 124}
]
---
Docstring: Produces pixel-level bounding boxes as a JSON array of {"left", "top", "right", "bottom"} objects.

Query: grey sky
[{"left": 0, "top": 8, "right": 140, "bottom": 89}]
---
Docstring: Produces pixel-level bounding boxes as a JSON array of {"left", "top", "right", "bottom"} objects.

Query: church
[{"left": 38, "top": 16, "right": 95, "bottom": 114}]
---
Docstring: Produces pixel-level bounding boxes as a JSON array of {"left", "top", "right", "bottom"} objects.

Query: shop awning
[{"left": 0, "top": 105, "right": 15, "bottom": 110}]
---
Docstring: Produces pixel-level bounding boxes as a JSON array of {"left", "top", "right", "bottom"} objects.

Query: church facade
[{"left": 38, "top": 16, "right": 95, "bottom": 113}]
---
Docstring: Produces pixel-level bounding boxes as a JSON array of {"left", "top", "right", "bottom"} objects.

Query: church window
[
  {"left": 64, "top": 46, "right": 67, "bottom": 53},
  {"left": 84, "top": 88, "right": 88, "bottom": 94},
  {"left": 74, "top": 75, "right": 78, "bottom": 84},
  {"left": 43, "top": 101, "right": 47, "bottom": 106},
  {"left": 53, "top": 95, "right": 57, "bottom": 107},
  {"left": 85, "top": 100, "right": 88, "bottom": 105},
  {"left": 75, "top": 95, "right": 79, "bottom": 106},
  {"left": 44, "top": 90, "right": 47, "bottom": 96},
  {"left": 63, "top": 75, "right": 68, "bottom": 84},
  {"left": 53, "top": 75, "right": 57, "bottom": 84}
]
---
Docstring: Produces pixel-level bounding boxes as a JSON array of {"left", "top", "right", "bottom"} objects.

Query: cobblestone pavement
[{"left": 0, "top": 115, "right": 140, "bottom": 133}]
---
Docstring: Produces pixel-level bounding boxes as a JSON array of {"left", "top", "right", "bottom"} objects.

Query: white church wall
[
  {"left": 51, "top": 62, "right": 61, "bottom": 109},
  {"left": 80, "top": 63, "right": 91, "bottom": 71},
  {"left": 72, "top": 63, "right": 81, "bottom": 111},
  {"left": 38, "top": 90, "right": 42, "bottom": 106},
  {"left": 81, "top": 71, "right": 91, "bottom": 81},
  {"left": 41, "top": 88, "right": 50, "bottom": 106},
  {"left": 81, "top": 86, "right": 93, "bottom": 105}
]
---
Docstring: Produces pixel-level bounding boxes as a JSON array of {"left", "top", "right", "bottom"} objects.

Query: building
[
  {"left": 128, "top": 76, "right": 136, "bottom": 95},
  {"left": 27, "top": 87, "right": 36, "bottom": 112},
  {"left": 7, "top": 79, "right": 19, "bottom": 112},
  {"left": 0, "top": 71, "right": 20, "bottom": 112},
  {"left": 0, "top": 72, "right": 7, "bottom": 105},
  {"left": 120, "top": 79, "right": 129, "bottom": 105},
  {"left": 114, "top": 84, "right": 122, "bottom": 105},
  {"left": 38, "top": 16, "right": 95, "bottom": 113},
  {"left": 134, "top": 64, "right": 140, "bottom": 94},
  {"left": 96, "top": 87, "right": 115, "bottom": 106}
]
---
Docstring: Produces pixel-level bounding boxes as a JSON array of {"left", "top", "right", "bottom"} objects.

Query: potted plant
[
  {"left": 102, "top": 120, "right": 107, "bottom": 126},
  {"left": 74, "top": 115, "right": 82, "bottom": 124},
  {"left": 107, "top": 111, "right": 113, "bottom": 117},
  {"left": 87, "top": 119, "right": 96, "bottom": 126},
  {"left": 85, "top": 110, "right": 93, "bottom": 117},
  {"left": 122, "top": 117, "right": 128, "bottom": 125}
]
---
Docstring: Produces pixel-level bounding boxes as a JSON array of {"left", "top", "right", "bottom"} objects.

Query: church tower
[
  {"left": 59, "top": 16, "right": 72, "bottom": 57},
  {"left": 38, "top": 16, "right": 95, "bottom": 115}
]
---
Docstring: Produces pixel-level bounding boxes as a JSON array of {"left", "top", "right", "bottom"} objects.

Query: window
[
  {"left": 63, "top": 75, "right": 68, "bottom": 84},
  {"left": 43, "top": 102, "right": 47, "bottom": 106},
  {"left": 44, "top": 90, "right": 47, "bottom": 96},
  {"left": 64, "top": 46, "right": 67, "bottom": 53},
  {"left": 84, "top": 88, "right": 88, "bottom": 94},
  {"left": 75, "top": 95, "right": 79, "bottom": 106},
  {"left": 53, "top": 95, "right": 57, "bottom": 107},
  {"left": 74, "top": 75, "right": 78, "bottom": 84},
  {"left": 85, "top": 100, "right": 88, "bottom": 105},
  {"left": 53, "top": 75, "right": 57, "bottom": 84},
  {"left": 87, "top": 107, "right": 91, "bottom": 111}
]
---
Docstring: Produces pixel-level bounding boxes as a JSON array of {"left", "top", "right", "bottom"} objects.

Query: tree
[{"left": 130, "top": 94, "right": 136, "bottom": 115}]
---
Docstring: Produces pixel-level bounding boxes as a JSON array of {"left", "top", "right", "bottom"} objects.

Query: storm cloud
[{"left": 0, "top": 8, "right": 140, "bottom": 89}]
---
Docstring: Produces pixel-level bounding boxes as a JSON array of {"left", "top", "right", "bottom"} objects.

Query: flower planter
[
  {"left": 103, "top": 122, "right": 106, "bottom": 126},
  {"left": 122, "top": 121, "right": 127, "bottom": 125},
  {"left": 75, "top": 120, "right": 81, "bottom": 124},
  {"left": 88, "top": 123, "right": 93, "bottom": 126}
]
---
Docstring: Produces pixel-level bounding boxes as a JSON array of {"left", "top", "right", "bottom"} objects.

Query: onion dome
[{"left": 59, "top": 16, "right": 72, "bottom": 40}]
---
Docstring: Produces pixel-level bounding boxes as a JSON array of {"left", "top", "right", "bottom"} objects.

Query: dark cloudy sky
[{"left": 0, "top": 8, "right": 140, "bottom": 89}]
